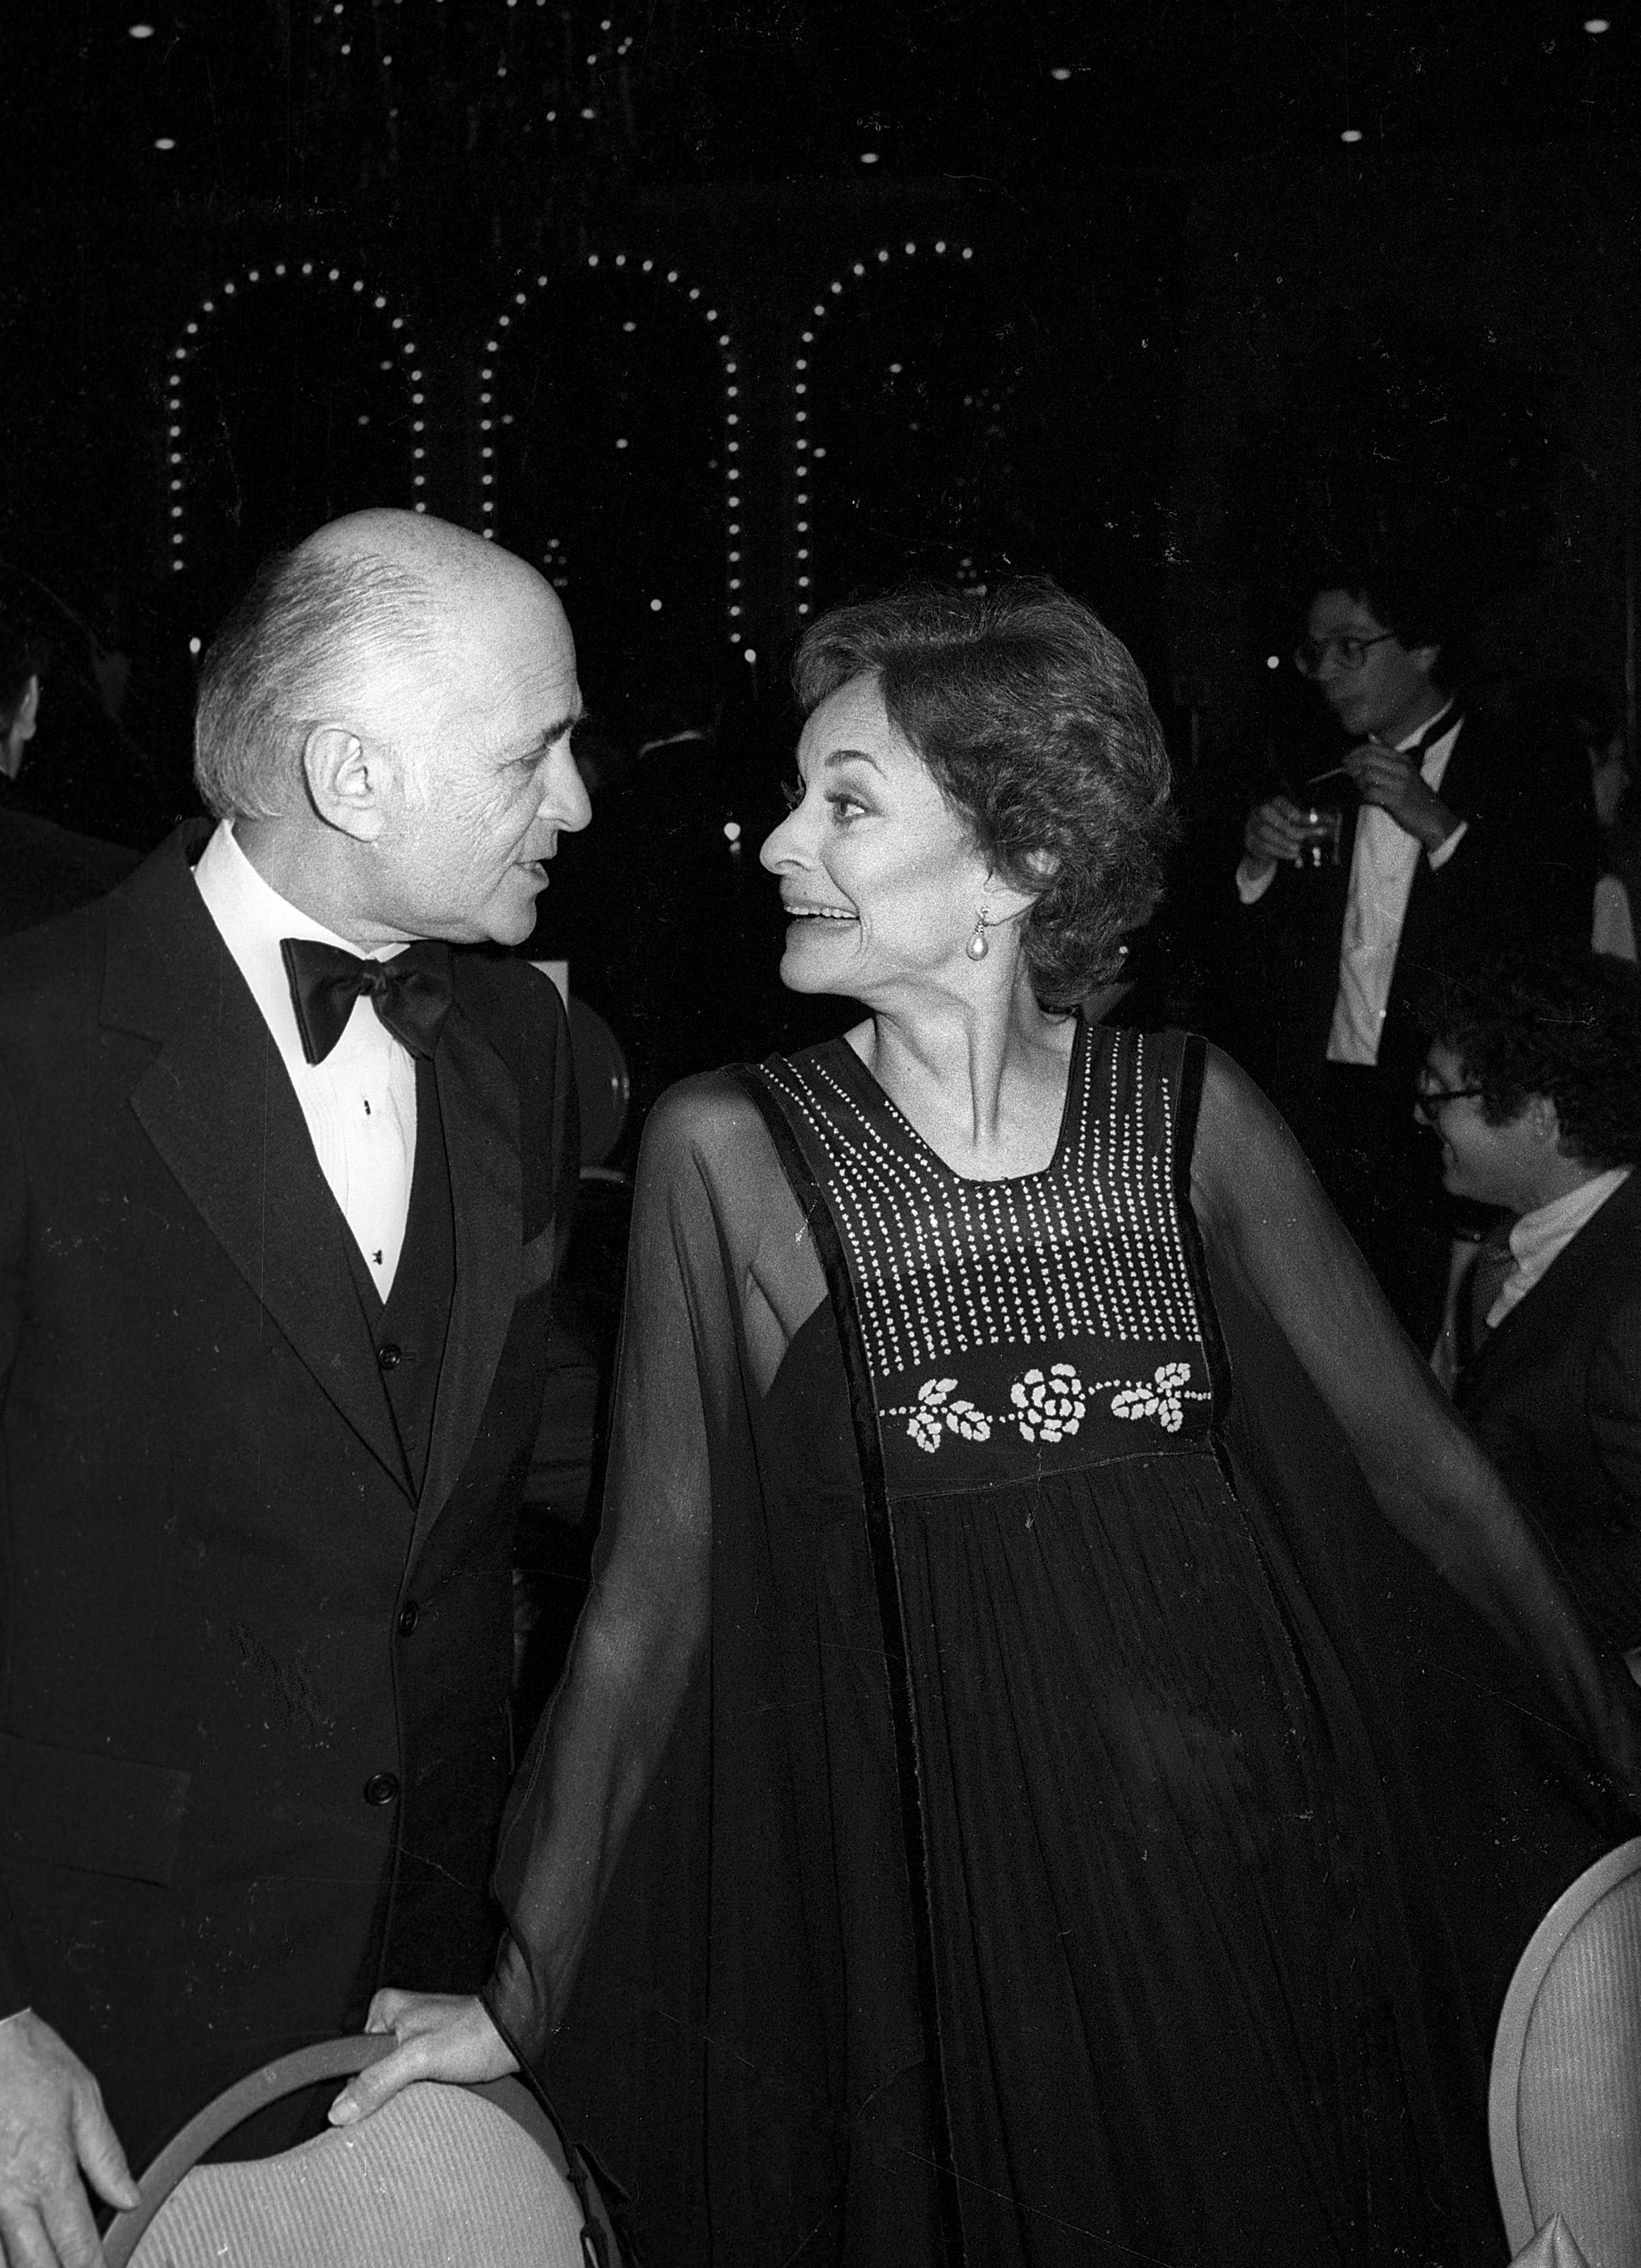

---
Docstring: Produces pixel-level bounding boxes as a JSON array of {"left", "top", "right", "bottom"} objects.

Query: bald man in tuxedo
[{"left": 0, "top": 510, "right": 590, "bottom": 2265}]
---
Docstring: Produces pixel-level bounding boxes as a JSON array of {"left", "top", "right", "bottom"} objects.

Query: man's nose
[{"left": 543, "top": 748, "right": 593, "bottom": 832}]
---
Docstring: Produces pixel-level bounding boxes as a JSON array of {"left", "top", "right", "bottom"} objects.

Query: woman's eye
[{"left": 827, "top": 793, "right": 867, "bottom": 823}]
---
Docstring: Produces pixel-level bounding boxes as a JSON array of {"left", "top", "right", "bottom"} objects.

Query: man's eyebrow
[
  {"left": 528, "top": 706, "right": 583, "bottom": 752},
  {"left": 823, "top": 746, "right": 884, "bottom": 776}
]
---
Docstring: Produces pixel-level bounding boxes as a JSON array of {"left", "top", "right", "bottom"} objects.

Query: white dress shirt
[
  {"left": 194, "top": 821, "right": 420, "bottom": 1297},
  {"left": 1326, "top": 711, "right": 1465, "bottom": 1064},
  {"left": 1487, "top": 1167, "right": 1633, "bottom": 1331},
  {"left": 1234, "top": 707, "right": 1468, "bottom": 1067}
]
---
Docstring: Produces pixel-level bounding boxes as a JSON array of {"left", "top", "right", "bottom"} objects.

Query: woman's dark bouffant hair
[{"left": 792, "top": 579, "right": 1177, "bottom": 1006}]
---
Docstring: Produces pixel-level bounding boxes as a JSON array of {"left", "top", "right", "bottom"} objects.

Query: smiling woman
[
  {"left": 761, "top": 674, "right": 998, "bottom": 1001},
  {"left": 358, "top": 578, "right": 1641, "bottom": 2268},
  {"left": 781, "top": 579, "right": 1176, "bottom": 1007}
]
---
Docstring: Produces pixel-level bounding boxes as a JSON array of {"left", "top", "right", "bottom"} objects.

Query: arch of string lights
[
  {"left": 162, "top": 262, "right": 425, "bottom": 575},
  {"left": 790, "top": 235, "right": 975, "bottom": 623},
  {"left": 476, "top": 254, "right": 745, "bottom": 638}
]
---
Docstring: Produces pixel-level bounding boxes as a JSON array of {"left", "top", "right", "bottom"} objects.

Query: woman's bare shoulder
[{"left": 637, "top": 1064, "right": 782, "bottom": 1173}]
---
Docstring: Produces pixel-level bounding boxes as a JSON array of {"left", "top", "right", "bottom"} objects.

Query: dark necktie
[
  {"left": 1405, "top": 702, "right": 1460, "bottom": 768},
  {"left": 1465, "top": 1220, "right": 1519, "bottom": 1363},
  {"left": 280, "top": 937, "right": 454, "bottom": 1066}
]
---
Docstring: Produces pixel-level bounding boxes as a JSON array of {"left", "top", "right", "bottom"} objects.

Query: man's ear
[
  {"left": 1525, "top": 1092, "right": 1565, "bottom": 1152},
  {"left": 1408, "top": 642, "right": 1441, "bottom": 683},
  {"left": 302, "top": 725, "right": 389, "bottom": 841}
]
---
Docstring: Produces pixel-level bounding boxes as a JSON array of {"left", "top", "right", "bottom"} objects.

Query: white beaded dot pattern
[{"left": 763, "top": 1027, "right": 1207, "bottom": 1387}]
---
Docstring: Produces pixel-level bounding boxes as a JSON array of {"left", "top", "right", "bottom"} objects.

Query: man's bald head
[
  {"left": 298, "top": 508, "right": 537, "bottom": 618},
  {"left": 194, "top": 511, "right": 557, "bottom": 822}
]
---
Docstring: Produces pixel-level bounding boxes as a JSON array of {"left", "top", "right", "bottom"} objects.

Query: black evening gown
[{"left": 485, "top": 1022, "right": 1632, "bottom": 2267}]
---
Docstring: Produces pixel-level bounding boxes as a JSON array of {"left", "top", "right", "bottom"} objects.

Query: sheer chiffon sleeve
[
  {"left": 1190, "top": 1043, "right": 1641, "bottom": 1801},
  {"left": 482, "top": 1070, "right": 825, "bottom": 2072}
]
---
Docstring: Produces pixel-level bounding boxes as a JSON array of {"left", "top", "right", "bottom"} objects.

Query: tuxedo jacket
[
  {"left": 1459, "top": 1171, "right": 1641, "bottom": 1657},
  {"left": 0, "top": 801, "right": 140, "bottom": 936},
  {"left": 1233, "top": 711, "right": 1597, "bottom": 1108},
  {"left": 0, "top": 823, "right": 578, "bottom": 2164}
]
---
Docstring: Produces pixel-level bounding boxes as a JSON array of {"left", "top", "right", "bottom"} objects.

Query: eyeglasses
[
  {"left": 1413, "top": 1081, "right": 1484, "bottom": 1125},
  {"left": 1293, "top": 631, "right": 1397, "bottom": 678}
]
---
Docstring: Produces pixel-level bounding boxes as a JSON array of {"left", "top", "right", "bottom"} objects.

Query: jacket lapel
[
  {"left": 105, "top": 830, "right": 413, "bottom": 1497},
  {"left": 410, "top": 980, "right": 523, "bottom": 1558},
  {"left": 1466, "top": 1172, "right": 1641, "bottom": 1406}
]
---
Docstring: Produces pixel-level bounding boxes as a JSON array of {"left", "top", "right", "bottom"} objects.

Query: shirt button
[
  {"left": 364, "top": 1773, "right": 400, "bottom": 1807},
  {"left": 397, "top": 1601, "right": 420, "bottom": 1637},
  {"left": 377, "top": 1342, "right": 402, "bottom": 1372}
]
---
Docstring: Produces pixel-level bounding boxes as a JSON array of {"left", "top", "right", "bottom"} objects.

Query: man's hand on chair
[
  {"left": 0, "top": 2012, "right": 138, "bottom": 2267},
  {"left": 327, "top": 1992, "right": 518, "bottom": 2129}
]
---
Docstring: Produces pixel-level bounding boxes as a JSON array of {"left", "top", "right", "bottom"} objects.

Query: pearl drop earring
[{"left": 966, "top": 909, "right": 991, "bottom": 962}]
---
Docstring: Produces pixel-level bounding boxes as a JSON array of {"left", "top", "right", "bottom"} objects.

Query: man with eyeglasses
[
  {"left": 1229, "top": 566, "right": 1597, "bottom": 1346},
  {"left": 1418, "top": 950, "right": 1641, "bottom": 1670}
]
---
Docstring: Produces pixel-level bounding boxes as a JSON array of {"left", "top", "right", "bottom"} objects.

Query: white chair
[
  {"left": 1510, "top": 2214, "right": 1596, "bottom": 2267},
  {"left": 1490, "top": 1836, "right": 1641, "bottom": 2266},
  {"left": 104, "top": 2035, "right": 625, "bottom": 2267}
]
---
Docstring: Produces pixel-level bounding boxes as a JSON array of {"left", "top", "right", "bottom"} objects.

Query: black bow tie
[{"left": 280, "top": 937, "right": 454, "bottom": 1066}]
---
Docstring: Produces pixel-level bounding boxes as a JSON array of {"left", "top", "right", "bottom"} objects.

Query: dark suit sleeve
[
  {"left": 0, "top": 1051, "right": 35, "bottom": 2016},
  {"left": 1589, "top": 1292, "right": 1641, "bottom": 1508},
  {"left": 1420, "top": 717, "right": 1598, "bottom": 953},
  {"left": 548, "top": 986, "right": 580, "bottom": 1275}
]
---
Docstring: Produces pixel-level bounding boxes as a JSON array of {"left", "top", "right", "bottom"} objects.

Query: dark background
[{"left": 2, "top": 0, "right": 1638, "bottom": 1111}]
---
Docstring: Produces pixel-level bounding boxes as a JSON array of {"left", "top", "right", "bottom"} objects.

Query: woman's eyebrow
[{"left": 823, "top": 746, "right": 884, "bottom": 776}]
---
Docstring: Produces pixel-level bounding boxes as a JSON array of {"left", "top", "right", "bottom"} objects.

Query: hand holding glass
[{"left": 1295, "top": 807, "right": 1342, "bottom": 868}]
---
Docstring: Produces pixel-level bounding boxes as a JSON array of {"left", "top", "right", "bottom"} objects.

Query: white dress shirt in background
[
  {"left": 194, "top": 820, "right": 420, "bottom": 1296},
  {"left": 1487, "top": 1167, "right": 1633, "bottom": 1331},
  {"left": 1326, "top": 711, "right": 1464, "bottom": 1064},
  {"left": 1234, "top": 708, "right": 1468, "bottom": 1067}
]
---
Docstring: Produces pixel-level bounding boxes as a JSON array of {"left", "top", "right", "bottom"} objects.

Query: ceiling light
[
  {"left": 128, "top": 21, "right": 155, "bottom": 36},
  {"left": 153, "top": 136, "right": 176, "bottom": 150},
  {"left": 1050, "top": 66, "right": 1071, "bottom": 80},
  {"left": 1340, "top": 128, "right": 1363, "bottom": 144},
  {"left": 859, "top": 151, "right": 879, "bottom": 165},
  {"left": 1584, "top": 17, "right": 1610, "bottom": 29}
]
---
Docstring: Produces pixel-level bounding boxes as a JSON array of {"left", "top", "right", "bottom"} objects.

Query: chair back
[
  {"left": 1490, "top": 1836, "right": 1641, "bottom": 2265},
  {"left": 105, "top": 2036, "right": 624, "bottom": 2268}
]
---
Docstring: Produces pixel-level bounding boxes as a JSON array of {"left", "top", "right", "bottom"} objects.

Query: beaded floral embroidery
[{"left": 889, "top": 1359, "right": 1206, "bottom": 1455}]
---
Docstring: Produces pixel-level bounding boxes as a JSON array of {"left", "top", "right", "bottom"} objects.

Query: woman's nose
[{"left": 759, "top": 809, "right": 805, "bottom": 873}]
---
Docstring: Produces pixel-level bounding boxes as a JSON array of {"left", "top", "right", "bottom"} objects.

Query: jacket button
[
  {"left": 364, "top": 1773, "right": 400, "bottom": 1806},
  {"left": 397, "top": 1601, "right": 420, "bottom": 1637},
  {"left": 377, "top": 1342, "right": 403, "bottom": 1372}
]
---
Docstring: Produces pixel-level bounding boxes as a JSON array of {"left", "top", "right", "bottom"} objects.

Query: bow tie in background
[{"left": 280, "top": 937, "right": 454, "bottom": 1065}]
